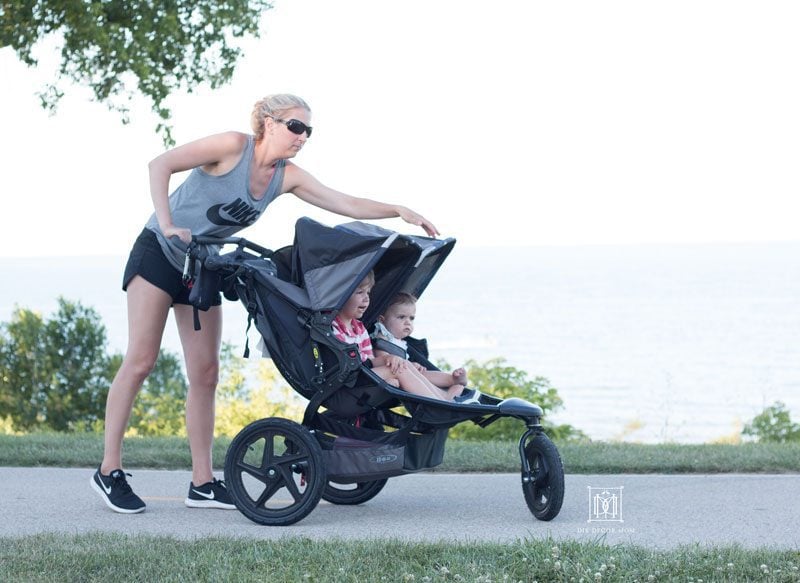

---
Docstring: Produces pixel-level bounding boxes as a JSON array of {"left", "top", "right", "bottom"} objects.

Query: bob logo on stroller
[
  {"left": 373, "top": 454, "right": 398, "bottom": 464},
  {"left": 186, "top": 218, "right": 565, "bottom": 526}
]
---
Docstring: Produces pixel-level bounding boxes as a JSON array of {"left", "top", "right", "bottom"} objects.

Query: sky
[{"left": 1, "top": 0, "right": 798, "bottom": 257}]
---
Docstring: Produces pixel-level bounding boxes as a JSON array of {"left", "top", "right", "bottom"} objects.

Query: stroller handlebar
[
  {"left": 180, "top": 235, "right": 273, "bottom": 282},
  {"left": 191, "top": 235, "right": 272, "bottom": 258}
]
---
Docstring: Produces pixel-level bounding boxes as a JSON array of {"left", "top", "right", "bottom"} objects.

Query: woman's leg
[
  {"left": 101, "top": 276, "right": 172, "bottom": 474},
  {"left": 174, "top": 304, "right": 222, "bottom": 486}
]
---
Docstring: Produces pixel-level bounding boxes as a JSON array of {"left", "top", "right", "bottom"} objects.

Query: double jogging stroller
[{"left": 185, "top": 218, "right": 565, "bottom": 526}]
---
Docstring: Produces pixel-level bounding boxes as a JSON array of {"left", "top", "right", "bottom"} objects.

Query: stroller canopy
[{"left": 290, "top": 218, "right": 455, "bottom": 319}]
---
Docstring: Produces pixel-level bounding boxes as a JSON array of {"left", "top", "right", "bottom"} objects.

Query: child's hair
[
  {"left": 386, "top": 292, "right": 417, "bottom": 309},
  {"left": 361, "top": 270, "right": 375, "bottom": 288}
]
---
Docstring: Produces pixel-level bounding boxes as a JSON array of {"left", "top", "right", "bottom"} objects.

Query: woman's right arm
[{"left": 148, "top": 131, "right": 247, "bottom": 243}]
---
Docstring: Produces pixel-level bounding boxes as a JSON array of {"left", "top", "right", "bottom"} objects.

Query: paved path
[{"left": 2, "top": 468, "right": 799, "bottom": 549}]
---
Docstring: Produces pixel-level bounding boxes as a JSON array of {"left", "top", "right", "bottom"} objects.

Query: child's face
[
  {"left": 340, "top": 279, "right": 373, "bottom": 321},
  {"left": 380, "top": 302, "right": 416, "bottom": 340}
]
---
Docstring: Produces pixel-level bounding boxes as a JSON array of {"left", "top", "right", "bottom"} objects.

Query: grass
[
  {"left": 1, "top": 432, "right": 799, "bottom": 473},
  {"left": 1, "top": 534, "right": 799, "bottom": 582}
]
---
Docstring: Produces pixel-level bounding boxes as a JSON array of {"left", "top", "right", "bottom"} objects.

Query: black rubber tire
[
  {"left": 224, "top": 417, "right": 326, "bottom": 526},
  {"left": 522, "top": 433, "right": 565, "bottom": 521},
  {"left": 322, "top": 479, "right": 388, "bottom": 505}
]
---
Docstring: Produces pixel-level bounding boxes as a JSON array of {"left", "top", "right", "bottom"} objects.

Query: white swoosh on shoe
[
  {"left": 98, "top": 476, "right": 112, "bottom": 495},
  {"left": 192, "top": 489, "right": 215, "bottom": 500}
]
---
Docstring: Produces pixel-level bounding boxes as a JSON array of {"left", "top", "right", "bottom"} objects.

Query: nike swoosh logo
[
  {"left": 99, "top": 476, "right": 112, "bottom": 495},
  {"left": 206, "top": 204, "right": 259, "bottom": 227},
  {"left": 192, "top": 488, "right": 215, "bottom": 500}
]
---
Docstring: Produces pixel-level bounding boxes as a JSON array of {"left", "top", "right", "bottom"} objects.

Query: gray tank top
[{"left": 145, "top": 134, "right": 286, "bottom": 270}]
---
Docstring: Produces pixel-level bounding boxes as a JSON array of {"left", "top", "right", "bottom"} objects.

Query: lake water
[{"left": 2, "top": 241, "right": 799, "bottom": 443}]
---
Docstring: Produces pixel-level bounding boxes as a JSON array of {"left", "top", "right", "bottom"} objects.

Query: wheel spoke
[
  {"left": 281, "top": 466, "right": 303, "bottom": 502},
  {"left": 237, "top": 461, "right": 268, "bottom": 484},
  {"left": 260, "top": 432, "right": 275, "bottom": 469},
  {"left": 274, "top": 452, "right": 308, "bottom": 467},
  {"left": 254, "top": 477, "right": 284, "bottom": 507}
]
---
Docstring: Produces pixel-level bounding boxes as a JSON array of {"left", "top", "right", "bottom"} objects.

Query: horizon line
[{"left": 1, "top": 238, "right": 799, "bottom": 260}]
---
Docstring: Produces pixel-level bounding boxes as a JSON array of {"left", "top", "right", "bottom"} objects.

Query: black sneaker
[
  {"left": 91, "top": 467, "right": 146, "bottom": 514},
  {"left": 185, "top": 478, "right": 236, "bottom": 510}
]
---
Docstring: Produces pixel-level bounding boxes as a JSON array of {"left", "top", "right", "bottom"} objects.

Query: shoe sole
[
  {"left": 90, "top": 476, "right": 146, "bottom": 514},
  {"left": 184, "top": 498, "right": 237, "bottom": 510}
]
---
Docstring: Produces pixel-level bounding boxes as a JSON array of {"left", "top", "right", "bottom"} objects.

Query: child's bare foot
[{"left": 452, "top": 368, "right": 468, "bottom": 385}]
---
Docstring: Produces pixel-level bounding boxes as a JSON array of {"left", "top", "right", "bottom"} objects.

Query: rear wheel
[
  {"left": 522, "top": 433, "right": 565, "bottom": 521},
  {"left": 224, "top": 417, "right": 326, "bottom": 526},
  {"left": 322, "top": 479, "right": 388, "bottom": 505}
]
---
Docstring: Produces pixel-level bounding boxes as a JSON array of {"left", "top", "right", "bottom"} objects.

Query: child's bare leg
[
  {"left": 400, "top": 368, "right": 448, "bottom": 400},
  {"left": 371, "top": 366, "right": 399, "bottom": 387},
  {"left": 372, "top": 365, "right": 438, "bottom": 397},
  {"left": 403, "top": 367, "right": 459, "bottom": 401},
  {"left": 422, "top": 370, "right": 458, "bottom": 388},
  {"left": 421, "top": 370, "right": 466, "bottom": 399},
  {"left": 380, "top": 365, "right": 448, "bottom": 400},
  {"left": 374, "top": 365, "right": 458, "bottom": 401}
]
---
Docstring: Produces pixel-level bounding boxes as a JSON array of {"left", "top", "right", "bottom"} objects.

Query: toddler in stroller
[
  {"left": 333, "top": 272, "right": 466, "bottom": 402},
  {"left": 184, "top": 217, "right": 565, "bottom": 526},
  {"left": 372, "top": 291, "right": 480, "bottom": 404}
]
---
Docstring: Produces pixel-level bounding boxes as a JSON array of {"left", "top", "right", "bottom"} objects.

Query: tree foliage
[
  {"left": 742, "top": 401, "right": 800, "bottom": 443},
  {"left": 215, "top": 344, "right": 306, "bottom": 437},
  {"left": 0, "top": 298, "right": 189, "bottom": 434},
  {"left": 0, "top": 0, "right": 273, "bottom": 145},
  {"left": 0, "top": 299, "right": 113, "bottom": 431}
]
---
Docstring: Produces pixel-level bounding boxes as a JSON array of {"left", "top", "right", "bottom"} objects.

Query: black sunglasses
[{"left": 267, "top": 114, "right": 312, "bottom": 138}]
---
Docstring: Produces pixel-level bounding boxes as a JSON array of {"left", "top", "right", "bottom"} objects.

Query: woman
[{"left": 91, "top": 94, "right": 438, "bottom": 514}]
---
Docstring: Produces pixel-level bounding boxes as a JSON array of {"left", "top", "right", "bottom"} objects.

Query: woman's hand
[
  {"left": 162, "top": 225, "right": 192, "bottom": 245},
  {"left": 397, "top": 206, "right": 439, "bottom": 238}
]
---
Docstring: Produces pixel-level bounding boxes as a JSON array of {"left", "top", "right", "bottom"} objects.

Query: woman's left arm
[{"left": 287, "top": 166, "right": 439, "bottom": 237}]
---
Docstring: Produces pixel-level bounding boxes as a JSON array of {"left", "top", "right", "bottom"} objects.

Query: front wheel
[
  {"left": 522, "top": 433, "right": 565, "bottom": 521},
  {"left": 224, "top": 417, "right": 326, "bottom": 526},
  {"left": 322, "top": 479, "right": 388, "bottom": 505}
]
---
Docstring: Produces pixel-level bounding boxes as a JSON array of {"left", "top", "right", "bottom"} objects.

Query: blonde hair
[
  {"left": 361, "top": 271, "right": 376, "bottom": 288},
  {"left": 251, "top": 94, "right": 311, "bottom": 141}
]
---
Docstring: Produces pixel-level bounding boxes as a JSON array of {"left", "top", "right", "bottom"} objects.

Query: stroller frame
[{"left": 186, "top": 218, "right": 565, "bottom": 526}]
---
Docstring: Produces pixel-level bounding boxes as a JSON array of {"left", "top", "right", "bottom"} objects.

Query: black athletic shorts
[{"left": 122, "top": 228, "right": 222, "bottom": 307}]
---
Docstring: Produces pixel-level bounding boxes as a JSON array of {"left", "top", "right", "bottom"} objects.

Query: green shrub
[
  {"left": 0, "top": 299, "right": 113, "bottom": 431},
  {"left": 742, "top": 401, "right": 800, "bottom": 443},
  {"left": 0, "top": 298, "right": 189, "bottom": 436}
]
